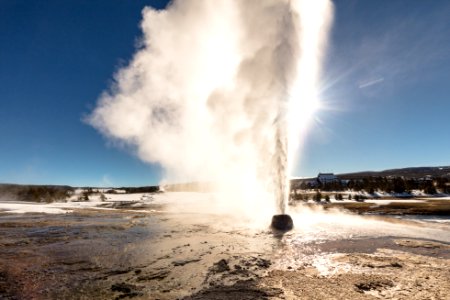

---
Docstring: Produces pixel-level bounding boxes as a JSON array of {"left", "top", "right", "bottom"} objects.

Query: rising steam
[{"left": 88, "top": 0, "right": 333, "bottom": 221}]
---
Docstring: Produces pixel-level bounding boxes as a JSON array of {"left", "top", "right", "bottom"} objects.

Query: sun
[{"left": 286, "top": 80, "right": 324, "bottom": 174}]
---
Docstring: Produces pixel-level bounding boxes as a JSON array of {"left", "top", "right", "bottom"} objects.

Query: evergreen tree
[
  {"left": 100, "top": 193, "right": 107, "bottom": 202},
  {"left": 314, "top": 191, "right": 322, "bottom": 202}
]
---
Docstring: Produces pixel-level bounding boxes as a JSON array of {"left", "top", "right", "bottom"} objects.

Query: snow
[
  {"left": 329, "top": 199, "right": 354, "bottom": 203},
  {"left": 0, "top": 202, "right": 71, "bottom": 214},
  {"left": 102, "top": 193, "right": 153, "bottom": 202},
  {"left": 365, "top": 199, "right": 425, "bottom": 205},
  {"left": 1, "top": 189, "right": 449, "bottom": 215},
  {"left": 424, "top": 196, "right": 450, "bottom": 201},
  {"left": 0, "top": 192, "right": 155, "bottom": 214}
]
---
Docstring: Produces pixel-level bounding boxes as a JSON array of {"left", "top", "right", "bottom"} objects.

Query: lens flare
[{"left": 287, "top": 0, "right": 334, "bottom": 178}]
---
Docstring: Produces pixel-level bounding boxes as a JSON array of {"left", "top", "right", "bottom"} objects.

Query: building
[{"left": 317, "top": 173, "right": 338, "bottom": 184}]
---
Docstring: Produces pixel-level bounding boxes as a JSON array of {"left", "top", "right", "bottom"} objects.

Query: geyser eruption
[{"left": 88, "top": 0, "right": 333, "bottom": 224}]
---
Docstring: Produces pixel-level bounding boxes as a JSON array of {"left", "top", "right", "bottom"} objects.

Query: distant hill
[
  {"left": 0, "top": 184, "right": 160, "bottom": 202},
  {"left": 1, "top": 165, "right": 449, "bottom": 196},
  {"left": 338, "top": 166, "right": 450, "bottom": 180},
  {"left": 0, "top": 183, "right": 73, "bottom": 194},
  {"left": 0, "top": 184, "right": 74, "bottom": 202}
]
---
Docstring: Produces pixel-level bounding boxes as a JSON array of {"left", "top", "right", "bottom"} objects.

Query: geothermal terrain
[{"left": 0, "top": 189, "right": 449, "bottom": 299}]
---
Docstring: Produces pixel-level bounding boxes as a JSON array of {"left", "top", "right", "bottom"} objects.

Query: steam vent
[{"left": 271, "top": 214, "right": 294, "bottom": 231}]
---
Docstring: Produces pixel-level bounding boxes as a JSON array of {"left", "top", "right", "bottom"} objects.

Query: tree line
[{"left": 294, "top": 176, "right": 450, "bottom": 195}]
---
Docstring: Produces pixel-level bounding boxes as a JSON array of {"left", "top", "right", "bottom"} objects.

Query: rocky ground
[
  {"left": 261, "top": 243, "right": 450, "bottom": 300},
  {"left": 0, "top": 197, "right": 449, "bottom": 299}
]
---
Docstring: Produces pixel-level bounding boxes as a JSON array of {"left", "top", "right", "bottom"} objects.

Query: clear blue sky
[{"left": 1, "top": 0, "right": 449, "bottom": 186}]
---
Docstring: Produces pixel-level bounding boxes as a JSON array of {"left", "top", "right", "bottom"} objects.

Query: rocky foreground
[{"left": 0, "top": 198, "right": 449, "bottom": 299}]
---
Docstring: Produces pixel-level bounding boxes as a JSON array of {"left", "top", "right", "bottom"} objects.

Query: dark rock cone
[{"left": 271, "top": 214, "right": 294, "bottom": 231}]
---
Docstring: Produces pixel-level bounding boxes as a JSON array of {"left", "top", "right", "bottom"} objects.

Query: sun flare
[{"left": 286, "top": 0, "right": 334, "bottom": 176}]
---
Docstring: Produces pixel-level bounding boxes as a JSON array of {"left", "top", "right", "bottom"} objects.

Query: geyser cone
[{"left": 271, "top": 214, "right": 294, "bottom": 231}]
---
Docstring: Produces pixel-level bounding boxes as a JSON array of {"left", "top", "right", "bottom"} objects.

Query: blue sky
[
  {"left": 1, "top": 0, "right": 449, "bottom": 186},
  {"left": 299, "top": 0, "right": 450, "bottom": 176}
]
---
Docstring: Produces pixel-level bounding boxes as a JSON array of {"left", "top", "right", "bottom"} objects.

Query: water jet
[
  {"left": 271, "top": 214, "right": 294, "bottom": 231},
  {"left": 89, "top": 0, "right": 335, "bottom": 223}
]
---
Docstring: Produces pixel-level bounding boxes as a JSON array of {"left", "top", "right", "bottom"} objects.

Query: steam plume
[{"left": 88, "top": 0, "right": 333, "bottom": 221}]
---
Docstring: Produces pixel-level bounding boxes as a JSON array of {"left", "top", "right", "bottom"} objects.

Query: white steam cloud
[{"left": 88, "top": 0, "right": 333, "bottom": 222}]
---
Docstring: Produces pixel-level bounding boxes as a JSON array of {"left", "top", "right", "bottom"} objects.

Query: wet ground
[{"left": 0, "top": 194, "right": 449, "bottom": 299}]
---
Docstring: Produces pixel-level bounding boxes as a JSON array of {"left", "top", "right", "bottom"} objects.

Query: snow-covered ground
[
  {"left": 422, "top": 196, "right": 450, "bottom": 201},
  {"left": 0, "top": 202, "right": 71, "bottom": 214},
  {"left": 1, "top": 189, "right": 449, "bottom": 215},
  {"left": 0, "top": 191, "right": 154, "bottom": 214},
  {"left": 0, "top": 191, "right": 239, "bottom": 215},
  {"left": 296, "top": 189, "right": 450, "bottom": 200},
  {"left": 81, "top": 192, "right": 153, "bottom": 202},
  {"left": 364, "top": 199, "right": 426, "bottom": 205},
  {"left": 327, "top": 199, "right": 426, "bottom": 205}
]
